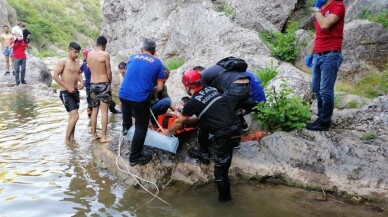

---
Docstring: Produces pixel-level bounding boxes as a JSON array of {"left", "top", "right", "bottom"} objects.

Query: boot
[
  {"left": 217, "top": 181, "right": 231, "bottom": 202},
  {"left": 188, "top": 147, "right": 212, "bottom": 165}
]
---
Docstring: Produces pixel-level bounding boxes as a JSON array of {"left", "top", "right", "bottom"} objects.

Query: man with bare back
[
  {"left": 87, "top": 36, "right": 112, "bottom": 143},
  {"left": 53, "top": 42, "right": 84, "bottom": 144},
  {"left": 1, "top": 25, "right": 14, "bottom": 76}
]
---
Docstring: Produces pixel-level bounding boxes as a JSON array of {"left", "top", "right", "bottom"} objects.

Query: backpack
[{"left": 216, "top": 56, "right": 248, "bottom": 72}]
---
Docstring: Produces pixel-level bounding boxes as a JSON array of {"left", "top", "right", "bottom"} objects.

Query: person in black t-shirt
[{"left": 163, "top": 69, "right": 241, "bottom": 202}]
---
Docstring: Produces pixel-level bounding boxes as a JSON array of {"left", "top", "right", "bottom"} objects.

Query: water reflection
[{"left": 0, "top": 88, "right": 386, "bottom": 217}]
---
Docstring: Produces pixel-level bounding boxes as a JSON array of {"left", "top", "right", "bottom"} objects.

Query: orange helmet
[
  {"left": 82, "top": 49, "right": 91, "bottom": 59},
  {"left": 182, "top": 69, "right": 202, "bottom": 89}
]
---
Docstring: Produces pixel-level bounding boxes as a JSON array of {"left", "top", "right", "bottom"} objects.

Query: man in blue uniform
[{"left": 119, "top": 38, "right": 165, "bottom": 166}]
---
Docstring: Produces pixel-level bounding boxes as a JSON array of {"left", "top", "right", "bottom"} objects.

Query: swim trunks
[
  {"left": 3, "top": 47, "right": 12, "bottom": 56},
  {"left": 90, "top": 82, "right": 112, "bottom": 108},
  {"left": 60, "top": 90, "right": 80, "bottom": 112}
]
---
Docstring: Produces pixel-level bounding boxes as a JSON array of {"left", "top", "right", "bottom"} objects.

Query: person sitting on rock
[
  {"left": 163, "top": 69, "right": 241, "bottom": 202},
  {"left": 150, "top": 66, "right": 179, "bottom": 124},
  {"left": 240, "top": 71, "right": 266, "bottom": 115}
]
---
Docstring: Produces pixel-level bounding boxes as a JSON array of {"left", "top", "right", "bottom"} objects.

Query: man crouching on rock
[
  {"left": 53, "top": 42, "right": 84, "bottom": 144},
  {"left": 163, "top": 69, "right": 241, "bottom": 202}
]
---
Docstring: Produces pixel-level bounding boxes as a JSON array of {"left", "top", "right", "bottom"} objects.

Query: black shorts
[
  {"left": 60, "top": 90, "right": 80, "bottom": 112},
  {"left": 90, "top": 82, "right": 112, "bottom": 108}
]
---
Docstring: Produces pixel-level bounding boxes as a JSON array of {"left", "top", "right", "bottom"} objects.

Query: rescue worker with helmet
[{"left": 163, "top": 69, "right": 241, "bottom": 202}]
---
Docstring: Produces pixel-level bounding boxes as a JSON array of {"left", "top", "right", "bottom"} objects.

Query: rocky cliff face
[{"left": 0, "top": 0, "right": 17, "bottom": 27}]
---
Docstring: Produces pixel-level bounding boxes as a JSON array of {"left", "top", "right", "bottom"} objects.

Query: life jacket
[{"left": 155, "top": 113, "right": 197, "bottom": 135}]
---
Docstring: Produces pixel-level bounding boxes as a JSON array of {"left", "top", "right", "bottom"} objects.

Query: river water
[{"left": 0, "top": 85, "right": 386, "bottom": 217}]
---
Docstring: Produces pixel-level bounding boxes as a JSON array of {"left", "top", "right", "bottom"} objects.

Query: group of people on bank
[
  {"left": 1, "top": 21, "right": 31, "bottom": 85},
  {"left": 7, "top": 0, "right": 345, "bottom": 202}
]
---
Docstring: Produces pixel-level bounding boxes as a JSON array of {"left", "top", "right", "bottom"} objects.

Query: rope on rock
[{"left": 115, "top": 133, "right": 171, "bottom": 207}]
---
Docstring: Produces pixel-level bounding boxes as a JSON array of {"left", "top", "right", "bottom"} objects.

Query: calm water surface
[{"left": 0, "top": 86, "right": 386, "bottom": 217}]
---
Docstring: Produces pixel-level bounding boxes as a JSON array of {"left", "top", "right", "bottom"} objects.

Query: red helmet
[
  {"left": 82, "top": 49, "right": 91, "bottom": 59},
  {"left": 182, "top": 69, "right": 202, "bottom": 89}
]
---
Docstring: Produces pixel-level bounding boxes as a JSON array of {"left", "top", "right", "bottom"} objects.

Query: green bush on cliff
[
  {"left": 335, "top": 71, "right": 388, "bottom": 99},
  {"left": 166, "top": 58, "right": 185, "bottom": 70},
  {"left": 255, "top": 65, "right": 278, "bottom": 87},
  {"left": 359, "top": 9, "right": 388, "bottom": 28},
  {"left": 255, "top": 82, "right": 311, "bottom": 132},
  {"left": 260, "top": 21, "right": 299, "bottom": 62},
  {"left": 8, "top": 0, "right": 102, "bottom": 50}
]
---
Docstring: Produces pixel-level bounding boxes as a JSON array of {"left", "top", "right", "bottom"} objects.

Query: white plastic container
[{"left": 125, "top": 126, "right": 179, "bottom": 154}]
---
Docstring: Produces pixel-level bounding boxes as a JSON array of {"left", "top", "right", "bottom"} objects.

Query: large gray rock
[
  {"left": 0, "top": 56, "right": 52, "bottom": 86},
  {"left": 345, "top": 0, "right": 388, "bottom": 22},
  {"left": 93, "top": 95, "right": 388, "bottom": 202},
  {"left": 341, "top": 20, "right": 388, "bottom": 80},
  {"left": 227, "top": 0, "right": 299, "bottom": 32},
  {"left": 26, "top": 57, "right": 53, "bottom": 87},
  {"left": 0, "top": 0, "right": 17, "bottom": 27}
]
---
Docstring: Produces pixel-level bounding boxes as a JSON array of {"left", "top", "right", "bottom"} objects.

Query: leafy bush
[
  {"left": 255, "top": 83, "right": 311, "bottom": 132},
  {"left": 335, "top": 71, "right": 388, "bottom": 98},
  {"left": 260, "top": 21, "right": 299, "bottom": 62},
  {"left": 255, "top": 65, "right": 278, "bottom": 87},
  {"left": 219, "top": 2, "right": 236, "bottom": 17},
  {"left": 166, "top": 58, "right": 185, "bottom": 70},
  {"left": 359, "top": 9, "right": 388, "bottom": 28},
  {"left": 361, "top": 132, "right": 378, "bottom": 141},
  {"left": 347, "top": 100, "right": 360, "bottom": 109}
]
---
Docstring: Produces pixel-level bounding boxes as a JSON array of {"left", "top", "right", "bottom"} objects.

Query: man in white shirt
[{"left": 11, "top": 22, "right": 23, "bottom": 40}]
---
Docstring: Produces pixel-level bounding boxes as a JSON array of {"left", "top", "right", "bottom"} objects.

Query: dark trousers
[
  {"left": 120, "top": 97, "right": 150, "bottom": 161},
  {"left": 223, "top": 84, "right": 251, "bottom": 127},
  {"left": 199, "top": 125, "right": 241, "bottom": 200},
  {"left": 85, "top": 86, "right": 92, "bottom": 109},
  {"left": 14, "top": 58, "right": 26, "bottom": 84},
  {"left": 108, "top": 90, "right": 117, "bottom": 112}
]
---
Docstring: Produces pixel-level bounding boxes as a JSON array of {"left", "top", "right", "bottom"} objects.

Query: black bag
[{"left": 216, "top": 56, "right": 248, "bottom": 72}]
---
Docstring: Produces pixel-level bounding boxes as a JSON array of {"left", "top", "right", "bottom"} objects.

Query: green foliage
[
  {"left": 359, "top": 9, "right": 388, "bottom": 28},
  {"left": 335, "top": 71, "right": 388, "bottom": 99},
  {"left": 347, "top": 100, "right": 360, "bottom": 109},
  {"left": 255, "top": 83, "right": 311, "bottom": 132},
  {"left": 8, "top": 0, "right": 102, "bottom": 50},
  {"left": 166, "top": 58, "right": 185, "bottom": 70},
  {"left": 260, "top": 21, "right": 299, "bottom": 62},
  {"left": 333, "top": 95, "right": 343, "bottom": 108},
  {"left": 219, "top": 2, "right": 236, "bottom": 17},
  {"left": 361, "top": 132, "right": 378, "bottom": 141},
  {"left": 255, "top": 65, "right": 278, "bottom": 87}
]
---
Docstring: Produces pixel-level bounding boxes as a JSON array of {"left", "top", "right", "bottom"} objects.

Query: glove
[
  {"left": 314, "top": 0, "right": 327, "bottom": 9},
  {"left": 305, "top": 54, "right": 313, "bottom": 68}
]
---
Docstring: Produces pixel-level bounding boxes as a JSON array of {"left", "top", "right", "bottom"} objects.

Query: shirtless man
[
  {"left": 1, "top": 25, "right": 14, "bottom": 75},
  {"left": 87, "top": 36, "right": 112, "bottom": 142},
  {"left": 53, "top": 42, "right": 84, "bottom": 144}
]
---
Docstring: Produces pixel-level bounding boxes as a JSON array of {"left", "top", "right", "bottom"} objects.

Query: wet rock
[
  {"left": 92, "top": 95, "right": 388, "bottom": 204},
  {"left": 26, "top": 57, "right": 53, "bottom": 87}
]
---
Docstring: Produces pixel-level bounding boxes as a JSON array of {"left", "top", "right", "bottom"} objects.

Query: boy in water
[
  {"left": 53, "top": 42, "right": 84, "bottom": 144},
  {"left": 87, "top": 36, "right": 112, "bottom": 143}
]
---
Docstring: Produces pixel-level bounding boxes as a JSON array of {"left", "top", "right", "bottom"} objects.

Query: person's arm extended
[
  {"left": 0, "top": 36, "right": 4, "bottom": 50},
  {"left": 155, "top": 80, "right": 164, "bottom": 92},
  {"left": 163, "top": 116, "right": 190, "bottom": 137},
  {"left": 77, "top": 70, "right": 84, "bottom": 90},
  {"left": 105, "top": 53, "right": 112, "bottom": 83},
  {"left": 315, "top": 12, "right": 339, "bottom": 30},
  {"left": 309, "top": 37, "right": 315, "bottom": 54},
  {"left": 9, "top": 41, "right": 15, "bottom": 49},
  {"left": 53, "top": 60, "right": 76, "bottom": 93}
]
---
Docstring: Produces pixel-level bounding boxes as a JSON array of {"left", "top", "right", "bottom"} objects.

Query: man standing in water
[
  {"left": 53, "top": 42, "right": 84, "bottom": 144},
  {"left": 1, "top": 25, "right": 14, "bottom": 76},
  {"left": 305, "top": 0, "right": 345, "bottom": 131},
  {"left": 164, "top": 70, "right": 241, "bottom": 202},
  {"left": 87, "top": 36, "right": 112, "bottom": 143}
]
